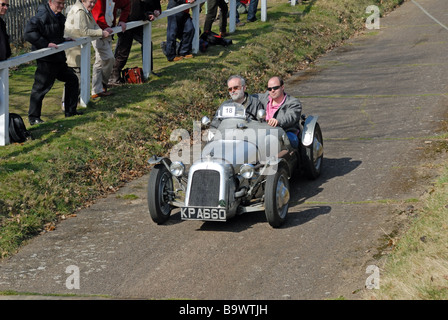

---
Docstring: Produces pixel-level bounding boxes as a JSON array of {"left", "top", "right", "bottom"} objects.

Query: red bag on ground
[{"left": 122, "top": 67, "right": 143, "bottom": 84}]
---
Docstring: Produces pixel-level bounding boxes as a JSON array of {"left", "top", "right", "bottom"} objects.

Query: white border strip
[{"left": 411, "top": 0, "right": 448, "bottom": 31}]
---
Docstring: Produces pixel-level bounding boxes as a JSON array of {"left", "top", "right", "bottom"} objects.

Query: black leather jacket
[
  {"left": 24, "top": 3, "right": 67, "bottom": 63},
  {"left": 0, "top": 18, "right": 11, "bottom": 61},
  {"left": 127, "top": 0, "right": 162, "bottom": 22}
]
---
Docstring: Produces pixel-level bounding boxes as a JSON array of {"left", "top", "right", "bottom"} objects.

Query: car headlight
[
  {"left": 239, "top": 164, "right": 255, "bottom": 179},
  {"left": 207, "top": 130, "right": 215, "bottom": 142},
  {"left": 170, "top": 161, "right": 185, "bottom": 177}
]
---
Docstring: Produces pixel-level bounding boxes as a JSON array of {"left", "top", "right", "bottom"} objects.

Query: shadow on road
[
  {"left": 290, "top": 156, "right": 362, "bottom": 206},
  {"left": 287, "top": 205, "right": 332, "bottom": 227},
  {"left": 282, "top": 156, "right": 361, "bottom": 228}
]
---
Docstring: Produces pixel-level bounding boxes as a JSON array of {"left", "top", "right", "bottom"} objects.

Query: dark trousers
[
  {"left": 166, "top": 12, "right": 195, "bottom": 61},
  {"left": 247, "top": 0, "right": 259, "bottom": 21},
  {"left": 29, "top": 60, "right": 79, "bottom": 120},
  {"left": 204, "top": 0, "right": 228, "bottom": 34},
  {"left": 110, "top": 26, "right": 154, "bottom": 83}
]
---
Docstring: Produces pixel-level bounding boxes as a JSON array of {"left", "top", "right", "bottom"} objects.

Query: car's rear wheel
[
  {"left": 147, "top": 160, "right": 173, "bottom": 224},
  {"left": 265, "top": 167, "right": 290, "bottom": 228}
]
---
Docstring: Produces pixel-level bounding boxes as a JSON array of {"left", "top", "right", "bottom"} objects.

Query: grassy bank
[
  {"left": 1, "top": 0, "right": 403, "bottom": 259},
  {"left": 367, "top": 138, "right": 448, "bottom": 300}
]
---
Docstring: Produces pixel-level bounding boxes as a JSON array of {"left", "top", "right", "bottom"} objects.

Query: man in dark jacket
[
  {"left": 25, "top": 0, "right": 81, "bottom": 125},
  {"left": 0, "top": 0, "right": 11, "bottom": 61},
  {"left": 211, "top": 75, "right": 263, "bottom": 128},
  {"left": 109, "top": 0, "right": 162, "bottom": 85},
  {"left": 165, "top": 0, "right": 195, "bottom": 62}
]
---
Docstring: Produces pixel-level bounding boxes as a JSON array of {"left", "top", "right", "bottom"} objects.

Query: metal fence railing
[{"left": 0, "top": 0, "right": 301, "bottom": 146}]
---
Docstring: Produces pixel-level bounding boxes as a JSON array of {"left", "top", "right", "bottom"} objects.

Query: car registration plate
[{"left": 181, "top": 207, "right": 226, "bottom": 221}]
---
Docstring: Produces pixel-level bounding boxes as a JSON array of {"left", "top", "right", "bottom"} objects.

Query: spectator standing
[
  {"left": 234, "top": 0, "right": 245, "bottom": 27},
  {"left": 0, "top": 0, "right": 11, "bottom": 61},
  {"left": 64, "top": 0, "right": 113, "bottom": 104},
  {"left": 165, "top": 0, "right": 195, "bottom": 62},
  {"left": 246, "top": 0, "right": 258, "bottom": 22},
  {"left": 109, "top": 0, "right": 161, "bottom": 86},
  {"left": 91, "top": 0, "right": 130, "bottom": 98},
  {"left": 25, "top": 0, "right": 81, "bottom": 125},
  {"left": 203, "top": 0, "right": 228, "bottom": 37}
]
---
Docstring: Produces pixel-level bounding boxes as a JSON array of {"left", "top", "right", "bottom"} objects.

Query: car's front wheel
[
  {"left": 147, "top": 160, "right": 174, "bottom": 224},
  {"left": 265, "top": 167, "right": 290, "bottom": 228}
]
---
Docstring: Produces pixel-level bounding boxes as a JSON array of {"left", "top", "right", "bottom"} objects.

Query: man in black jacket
[
  {"left": 25, "top": 0, "right": 81, "bottom": 125},
  {"left": 109, "top": 0, "right": 162, "bottom": 85},
  {"left": 211, "top": 75, "right": 263, "bottom": 128},
  {"left": 0, "top": 0, "right": 11, "bottom": 61}
]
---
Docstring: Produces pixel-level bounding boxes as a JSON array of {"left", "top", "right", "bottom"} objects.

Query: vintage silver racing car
[{"left": 147, "top": 102, "right": 323, "bottom": 228}]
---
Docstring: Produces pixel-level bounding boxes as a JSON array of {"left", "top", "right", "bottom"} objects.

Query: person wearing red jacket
[
  {"left": 91, "top": 0, "right": 130, "bottom": 98},
  {"left": 109, "top": 0, "right": 161, "bottom": 85}
]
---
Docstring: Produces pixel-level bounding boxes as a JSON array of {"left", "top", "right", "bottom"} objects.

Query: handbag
[{"left": 122, "top": 67, "right": 143, "bottom": 84}]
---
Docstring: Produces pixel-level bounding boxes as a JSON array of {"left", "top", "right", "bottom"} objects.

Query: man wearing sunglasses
[
  {"left": 256, "top": 76, "right": 302, "bottom": 148},
  {"left": 0, "top": 0, "right": 11, "bottom": 61},
  {"left": 211, "top": 75, "right": 263, "bottom": 128}
]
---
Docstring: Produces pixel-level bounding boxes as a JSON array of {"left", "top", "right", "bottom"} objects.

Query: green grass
[
  {"left": 367, "top": 168, "right": 448, "bottom": 299},
  {"left": 1, "top": 0, "right": 403, "bottom": 258},
  {"left": 365, "top": 134, "right": 448, "bottom": 299},
  {"left": 0, "top": 289, "right": 113, "bottom": 299}
]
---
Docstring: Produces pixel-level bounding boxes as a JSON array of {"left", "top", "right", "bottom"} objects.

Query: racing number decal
[{"left": 222, "top": 106, "right": 236, "bottom": 117}]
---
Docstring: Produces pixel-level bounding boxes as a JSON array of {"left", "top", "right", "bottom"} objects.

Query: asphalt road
[{"left": 1, "top": 0, "right": 448, "bottom": 301}]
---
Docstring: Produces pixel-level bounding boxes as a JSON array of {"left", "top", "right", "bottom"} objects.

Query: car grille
[{"left": 188, "top": 170, "right": 220, "bottom": 207}]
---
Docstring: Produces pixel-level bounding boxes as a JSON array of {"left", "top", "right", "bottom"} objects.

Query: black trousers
[
  {"left": 110, "top": 26, "right": 153, "bottom": 83},
  {"left": 204, "top": 0, "right": 228, "bottom": 34},
  {"left": 29, "top": 59, "right": 79, "bottom": 120}
]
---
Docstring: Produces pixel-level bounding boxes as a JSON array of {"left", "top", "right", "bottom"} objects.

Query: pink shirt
[{"left": 266, "top": 94, "right": 287, "bottom": 120}]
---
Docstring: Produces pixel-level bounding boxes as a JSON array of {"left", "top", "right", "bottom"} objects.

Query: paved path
[{"left": 1, "top": 0, "right": 448, "bottom": 301}]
